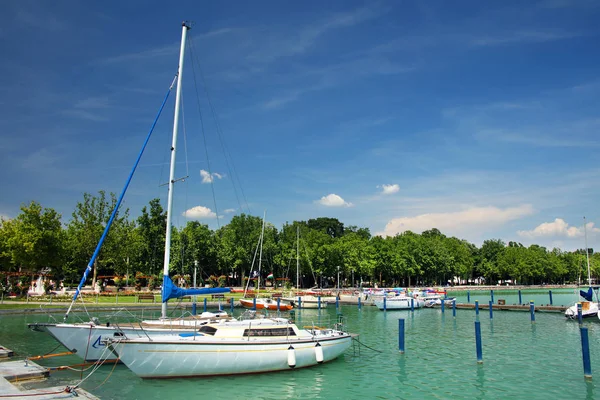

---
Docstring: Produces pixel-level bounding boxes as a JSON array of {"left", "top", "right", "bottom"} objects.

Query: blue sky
[{"left": 1, "top": 0, "right": 599, "bottom": 251}]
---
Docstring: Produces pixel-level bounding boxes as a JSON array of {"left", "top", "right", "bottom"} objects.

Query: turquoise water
[{"left": 1, "top": 289, "right": 599, "bottom": 399}]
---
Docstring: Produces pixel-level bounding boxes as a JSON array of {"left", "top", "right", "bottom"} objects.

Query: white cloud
[
  {"left": 223, "top": 208, "right": 236, "bottom": 214},
  {"left": 378, "top": 205, "right": 534, "bottom": 237},
  {"left": 182, "top": 206, "right": 217, "bottom": 219},
  {"left": 200, "top": 170, "right": 223, "bottom": 183},
  {"left": 317, "top": 193, "right": 353, "bottom": 207},
  {"left": 517, "top": 218, "right": 600, "bottom": 238},
  {"left": 379, "top": 184, "right": 399, "bottom": 195}
]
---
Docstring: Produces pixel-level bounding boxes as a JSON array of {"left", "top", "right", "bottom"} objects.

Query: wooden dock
[
  {"left": 433, "top": 302, "right": 567, "bottom": 313},
  {"left": 0, "top": 358, "right": 99, "bottom": 399}
]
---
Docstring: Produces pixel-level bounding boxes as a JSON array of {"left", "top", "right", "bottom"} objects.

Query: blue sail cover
[
  {"left": 162, "top": 275, "right": 231, "bottom": 303},
  {"left": 580, "top": 287, "right": 593, "bottom": 302}
]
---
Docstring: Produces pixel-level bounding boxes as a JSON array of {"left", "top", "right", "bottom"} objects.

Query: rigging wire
[
  {"left": 187, "top": 38, "right": 221, "bottom": 229},
  {"left": 188, "top": 34, "right": 251, "bottom": 215}
]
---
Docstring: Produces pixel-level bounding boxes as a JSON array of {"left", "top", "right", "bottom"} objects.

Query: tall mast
[
  {"left": 296, "top": 226, "right": 300, "bottom": 290},
  {"left": 584, "top": 216, "right": 591, "bottom": 287},
  {"left": 258, "top": 212, "right": 266, "bottom": 294},
  {"left": 162, "top": 22, "right": 190, "bottom": 319}
]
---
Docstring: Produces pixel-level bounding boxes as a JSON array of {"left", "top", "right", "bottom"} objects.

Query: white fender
[
  {"left": 287, "top": 345, "right": 296, "bottom": 368},
  {"left": 315, "top": 342, "right": 324, "bottom": 363}
]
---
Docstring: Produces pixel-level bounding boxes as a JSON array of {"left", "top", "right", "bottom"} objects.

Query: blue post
[
  {"left": 410, "top": 298, "right": 414, "bottom": 312},
  {"left": 318, "top": 296, "right": 321, "bottom": 309},
  {"left": 578, "top": 303, "right": 583, "bottom": 326},
  {"left": 467, "top": 290, "right": 470, "bottom": 303},
  {"left": 549, "top": 290, "right": 553, "bottom": 305},
  {"left": 489, "top": 300, "right": 493, "bottom": 319},
  {"left": 399, "top": 319, "right": 405, "bottom": 354},
  {"left": 203, "top": 297, "right": 207, "bottom": 313},
  {"left": 530, "top": 301, "right": 535, "bottom": 323},
  {"left": 475, "top": 300, "right": 479, "bottom": 316},
  {"left": 336, "top": 296, "right": 339, "bottom": 310},
  {"left": 490, "top": 290, "right": 494, "bottom": 304},
  {"left": 277, "top": 297, "right": 281, "bottom": 312},
  {"left": 441, "top": 298, "right": 445, "bottom": 313},
  {"left": 475, "top": 320, "right": 483, "bottom": 364},
  {"left": 452, "top": 299, "right": 456, "bottom": 317},
  {"left": 358, "top": 296, "right": 362, "bottom": 310},
  {"left": 230, "top": 297, "right": 234, "bottom": 314},
  {"left": 192, "top": 302, "right": 197, "bottom": 315},
  {"left": 518, "top": 290, "right": 522, "bottom": 305},
  {"left": 384, "top": 297, "right": 387, "bottom": 311},
  {"left": 580, "top": 327, "right": 592, "bottom": 379},
  {"left": 253, "top": 297, "right": 256, "bottom": 311}
]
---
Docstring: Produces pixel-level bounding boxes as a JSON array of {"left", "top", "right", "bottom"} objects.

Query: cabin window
[
  {"left": 198, "top": 326, "right": 218, "bottom": 336},
  {"left": 243, "top": 327, "right": 296, "bottom": 337}
]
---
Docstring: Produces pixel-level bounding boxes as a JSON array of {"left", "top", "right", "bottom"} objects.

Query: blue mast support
[{"left": 64, "top": 78, "right": 177, "bottom": 321}]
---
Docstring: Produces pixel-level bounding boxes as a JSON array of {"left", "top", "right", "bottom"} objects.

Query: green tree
[
  {"left": 0, "top": 201, "right": 65, "bottom": 275},
  {"left": 136, "top": 198, "right": 167, "bottom": 276},
  {"left": 64, "top": 191, "right": 129, "bottom": 285}
]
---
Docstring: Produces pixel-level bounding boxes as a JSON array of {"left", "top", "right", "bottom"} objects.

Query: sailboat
[
  {"left": 566, "top": 217, "right": 599, "bottom": 319},
  {"left": 28, "top": 22, "right": 233, "bottom": 361},
  {"left": 239, "top": 214, "right": 294, "bottom": 311},
  {"left": 283, "top": 227, "right": 329, "bottom": 309}
]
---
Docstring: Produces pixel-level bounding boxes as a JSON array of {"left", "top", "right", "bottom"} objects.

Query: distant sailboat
[
  {"left": 566, "top": 217, "right": 598, "bottom": 319},
  {"left": 239, "top": 213, "right": 294, "bottom": 311}
]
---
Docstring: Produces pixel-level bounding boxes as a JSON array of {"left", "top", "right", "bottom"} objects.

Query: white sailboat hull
[
  {"left": 34, "top": 314, "right": 228, "bottom": 361},
  {"left": 565, "top": 301, "right": 599, "bottom": 319},
  {"left": 110, "top": 334, "right": 352, "bottom": 378}
]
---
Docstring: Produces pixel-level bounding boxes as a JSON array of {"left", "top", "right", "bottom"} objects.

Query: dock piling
[
  {"left": 467, "top": 291, "right": 470, "bottom": 303},
  {"left": 441, "top": 298, "right": 445, "bottom": 313},
  {"left": 452, "top": 299, "right": 456, "bottom": 317},
  {"left": 358, "top": 296, "right": 362, "bottom": 310},
  {"left": 318, "top": 296, "right": 321, "bottom": 309},
  {"left": 580, "top": 326, "right": 592, "bottom": 379},
  {"left": 230, "top": 297, "right": 234, "bottom": 314},
  {"left": 475, "top": 300, "right": 479, "bottom": 316},
  {"left": 192, "top": 302, "right": 197, "bottom": 315},
  {"left": 530, "top": 301, "right": 535, "bottom": 323},
  {"left": 491, "top": 290, "right": 494, "bottom": 304},
  {"left": 383, "top": 297, "right": 387, "bottom": 311},
  {"left": 277, "top": 297, "right": 281, "bottom": 311},
  {"left": 411, "top": 298, "right": 414, "bottom": 312},
  {"left": 475, "top": 321, "right": 483, "bottom": 364},
  {"left": 204, "top": 298, "right": 207, "bottom": 312},
  {"left": 578, "top": 303, "right": 583, "bottom": 326},
  {"left": 489, "top": 300, "right": 493, "bottom": 319},
  {"left": 518, "top": 290, "right": 522, "bottom": 305},
  {"left": 253, "top": 297, "right": 257, "bottom": 310},
  {"left": 399, "top": 319, "right": 405, "bottom": 354}
]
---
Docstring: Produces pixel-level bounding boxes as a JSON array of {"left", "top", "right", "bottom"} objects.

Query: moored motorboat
[{"left": 374, "top": 296, "right": 424, "bottom": 310}]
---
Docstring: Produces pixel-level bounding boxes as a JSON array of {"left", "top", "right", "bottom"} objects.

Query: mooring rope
[{"left": 352, "top": 337, "right": 383, "bottom": 353}]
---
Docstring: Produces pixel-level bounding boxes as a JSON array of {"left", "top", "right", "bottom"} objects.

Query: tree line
[{"left": 1, "top": 192, "right": 598, "bottom": 291}]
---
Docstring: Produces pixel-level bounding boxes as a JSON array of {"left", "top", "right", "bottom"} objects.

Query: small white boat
[
  {"left": 283, "top": 295, "right": 331, "bottom": 309},
  {"left": 107, "top": 314, "right": 353, "bottom": 378},
  {"left": 565, "top": 287, "right": 599, "bottom": 319},
  {"left": 374, "top": 296, "right": 424, "bottom": 310},
  {"left": 423, "top": 297, "right": 456, "bottom": 308}
]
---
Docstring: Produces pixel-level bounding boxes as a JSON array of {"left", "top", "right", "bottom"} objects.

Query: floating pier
[
  {"left": 429, "top": 302, "right": 566, "bottom": 313},
  {"left": 0, "top": 359, "right": 99, "bottom": 399}
]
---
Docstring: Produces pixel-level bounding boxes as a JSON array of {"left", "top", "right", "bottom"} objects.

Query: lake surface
[{"left": 0, "top": 288, "right": 598, "bottom": 399}]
